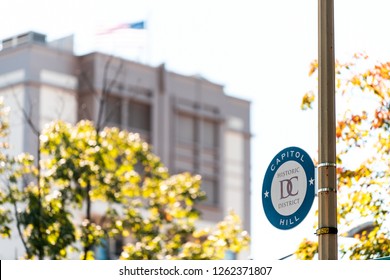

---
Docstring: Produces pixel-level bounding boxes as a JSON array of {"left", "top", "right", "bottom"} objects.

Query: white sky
[{"left": 2, "top": 0, "right": 390, "bottom": 260}]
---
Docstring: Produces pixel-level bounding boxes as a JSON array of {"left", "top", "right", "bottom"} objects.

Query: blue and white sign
[{"left": 262, "top": 146, "right": 315, "bottom": 230}]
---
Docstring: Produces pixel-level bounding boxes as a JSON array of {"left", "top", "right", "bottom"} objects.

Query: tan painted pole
[{"left": 318, "top": 0, "right": 338, "bottom": 260}]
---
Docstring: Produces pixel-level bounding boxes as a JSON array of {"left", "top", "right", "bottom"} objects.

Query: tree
[
  {"left": 0, "top": 100, "right": 249, "bottom": 259},
  {"left": 296, "top": 53, "right": 390, "bottom": 260}
]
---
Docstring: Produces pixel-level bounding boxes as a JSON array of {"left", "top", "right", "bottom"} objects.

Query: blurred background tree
[
  {"left": 296, "top": 53, "right": 390, "bottom": 259},
  {"left": 0, "top": 104, "right": 249, "bottom": 259}
]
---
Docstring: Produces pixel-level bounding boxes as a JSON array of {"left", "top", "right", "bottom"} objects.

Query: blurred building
[{"left": 0, "top": 31, "right": 251, "bottom": 259}]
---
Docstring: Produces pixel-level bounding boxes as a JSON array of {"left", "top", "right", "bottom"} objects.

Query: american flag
[
  {"left": 94, "top": 20, "right": 149, "bottom": 63},
  {"left": 96, "top": 21, "right": 146, "bottom": 35}
]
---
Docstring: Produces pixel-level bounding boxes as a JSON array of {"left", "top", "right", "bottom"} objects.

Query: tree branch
[
  {"left": 97, "top": 55, "right": 124, "bottom": 131},
  {"left": 11, "top": 92, "right": 44, "bottom": 259},
  {"left": 4, "top": 180, "right": 30, "bottom": 258}
]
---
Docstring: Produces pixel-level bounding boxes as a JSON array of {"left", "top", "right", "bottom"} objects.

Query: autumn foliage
[
  {"left": 297, "top": 53, "right": 390, "bottom": 259},
  {"left": 0, "top": 103, "right": 249, "bottom": 260}
]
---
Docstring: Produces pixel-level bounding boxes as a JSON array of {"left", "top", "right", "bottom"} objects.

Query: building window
[
  {"left": 175, "top": 114, "right": 197, "bottom": 180},
  {"left": 175, "top": 112, "right": 220, "bottom": 207},
  {"left": 201, "top": 120, "right": 219, "bottom": 206},
  {"left": 126, "top": 101, "right": 151, "bottom": 142},
  {"left": 105, "top": 95, "right": 121, "bottom": 125},
  {"left": 127, "top": 102, "right": 151, "bottom": 132},
  {"left": 203, "top": 120, "right": 217, "bottom": 148},
  {"left": 103, "top": 95, "right": 152, "bottom": 142},
  {"left": 202, "top": 178, "right": 218, "bottom": 206},
  {"left": 177, "top": 114, "right": 196, "bottom": 144}
]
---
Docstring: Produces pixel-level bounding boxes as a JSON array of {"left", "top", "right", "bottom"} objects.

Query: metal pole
[{"left": 318, "top": 0, "right": 338, "bottom": 260}]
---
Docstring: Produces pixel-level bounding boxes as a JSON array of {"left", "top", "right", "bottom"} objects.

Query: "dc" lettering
[{"left": 279, "top": 176, "right": 299, "bottom": 199}]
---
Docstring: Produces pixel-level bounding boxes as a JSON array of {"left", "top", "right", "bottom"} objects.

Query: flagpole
[{"left": 317, "top": 0, "right": 338, "bottom": 260}]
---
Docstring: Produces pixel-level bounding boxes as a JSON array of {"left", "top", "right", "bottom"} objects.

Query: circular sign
[{"left": 262, "top": 146, "right": 315, "bottom": 230}]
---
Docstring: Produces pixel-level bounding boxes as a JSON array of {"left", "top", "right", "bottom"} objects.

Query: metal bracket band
[
  {"left": 318, "top": 187, "right": 337, "bottom": 193},
  {"left": 317, "top": 162, "right": 337, "bottom": 168},
  {"left": 315, "top": 227, "right": 338, "bottom": 236}
]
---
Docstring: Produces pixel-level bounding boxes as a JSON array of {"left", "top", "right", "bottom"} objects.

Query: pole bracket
[
  {"left": 315, "top": 227, "right": 338, "bottom": 236},
  {"left": 318, "top": 187, "right": 337, "bottom": 193},
  {"left": 317, "top": 162, "right": 337, "bottom": 168}
]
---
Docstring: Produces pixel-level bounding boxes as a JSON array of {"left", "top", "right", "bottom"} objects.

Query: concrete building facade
[{"left": 0, "top": 32, "right": 251, "bottom": 259}]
